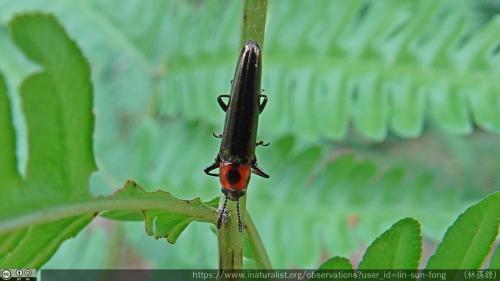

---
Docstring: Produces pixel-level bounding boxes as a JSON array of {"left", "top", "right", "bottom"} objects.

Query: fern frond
[
  {"left": 93, "top": 119, "right": 472, "bottom": 267},
  {"left": 161, "top": 0, "right": 500, "bottom": 140},
  {"left": 1, "top": 0, "right": 499, "bottom": 141},
  {"left": 0, "top": 0, "right": 498, "bottom": 268}
]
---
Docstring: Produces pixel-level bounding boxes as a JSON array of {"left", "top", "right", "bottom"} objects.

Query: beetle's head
[{"left": 218, "top": 161, "right": 250, "bottom": 200}]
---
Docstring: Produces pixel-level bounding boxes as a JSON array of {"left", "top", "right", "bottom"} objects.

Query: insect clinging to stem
[{"left": 204, "top": 41, "right": 269, "bottom": 232}]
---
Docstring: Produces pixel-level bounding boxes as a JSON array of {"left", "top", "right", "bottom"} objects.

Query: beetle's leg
[
  {"left": 212, "top": 132, "right": 223, "bottom": 138},
  {"left": 251, "top": 160, "right": 269, "bottom": 178},
  {"left": 204, "top": 157, "right": 221, "bottom": 177},
  {"left": 217, "top": 196, "right": 228, "bottom": 229},
  {"left": 256, "top": 140, "right": 270, "bottom": 146},
  {"left": 236, "top": 198, "right": 243, "bottom": 232},
  {"left": 217, "top": 95, "right": 230, "bottom": 112},
  {"left": 258, "top": 95, "right": 268, "bottom": 113},
  {"left": 204, "top": 162, "right": 219, "bottom": 176}
]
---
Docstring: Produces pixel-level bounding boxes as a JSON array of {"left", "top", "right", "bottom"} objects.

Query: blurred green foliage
[{"left": 0, "top": 0, "right": 499, "bottom": 269}]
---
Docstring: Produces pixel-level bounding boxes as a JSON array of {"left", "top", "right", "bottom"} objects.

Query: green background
[{"left": 0, "top": 0, "right": 499, "bottom": 269}]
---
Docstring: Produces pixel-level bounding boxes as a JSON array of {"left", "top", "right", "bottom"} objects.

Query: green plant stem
[
  {"left": 244, "top": 212, "right": 272, "bottom": 269},
  {"left": 217, "top": 0, "right": 268, "bottom": 272},
  {"left": 217, "top": 196, "right": 246, "bottom": 270},
  {"left": 0, "top": 196, "right": 216, "bottom": 234},
  {"left": 240, "top": 0, "right": 267, "bottom": 49}
]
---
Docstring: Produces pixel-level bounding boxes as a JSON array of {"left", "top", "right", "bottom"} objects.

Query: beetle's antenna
[
  {"left": 217, "top": 196, "right": 228, "bottom": 229},
  {"left": 236, "top": 198, "right": 243, "bottom": 232}
]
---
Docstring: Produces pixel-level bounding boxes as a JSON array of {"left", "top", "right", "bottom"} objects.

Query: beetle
[{"left": 204, "top": 41, "right": 269, "bottom": 232}]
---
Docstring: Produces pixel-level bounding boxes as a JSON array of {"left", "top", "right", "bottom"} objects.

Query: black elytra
[{"left": 204, "top": 41, "right": 270, "bottom": 232}]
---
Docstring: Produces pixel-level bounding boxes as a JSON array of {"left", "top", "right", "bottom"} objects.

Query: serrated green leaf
[
  {"left": 426, "top": 192, "right": 500, "bottom": 269},
  {"left": 359, "top": 218, "right": 421, "bottom": 269},
  {"left": 0, "top": 180, "right": 217, "bottom": 236},
  {"left": 0, "top": 14, "right": 97, "bottom": 268},
  {"left": 10, "top": 14, "right": 96, "bottom": 197},
  {"left": 0, "top": 179, "right": 217, "bottom": 267},
  {"left": 144, "top": 212, "right": 193, "bottom": 244},
  {"left": 103, "top": 181, "right": 217, "bottom": 244},
  {"left": 319, "top": 256, "right": 353, "bottom": 270}
]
